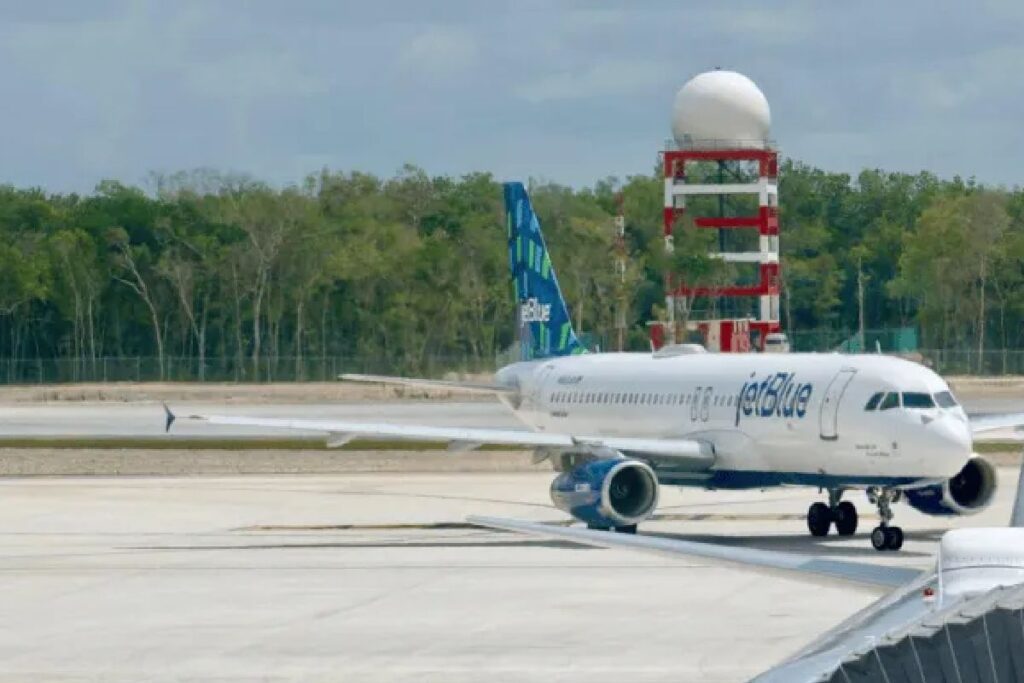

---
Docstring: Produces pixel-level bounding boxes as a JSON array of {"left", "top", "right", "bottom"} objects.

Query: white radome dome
[{"left": 671, "top": 70, "right": 771, "bottom": 149}]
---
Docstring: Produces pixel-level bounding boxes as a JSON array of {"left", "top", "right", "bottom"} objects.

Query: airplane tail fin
[{"left": 503, "top": 182, "right": 584, "bottom": 361}]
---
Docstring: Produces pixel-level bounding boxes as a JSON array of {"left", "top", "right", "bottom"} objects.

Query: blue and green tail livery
[{"left": 503, "top": 182, "right": 584, "bottom": 360}]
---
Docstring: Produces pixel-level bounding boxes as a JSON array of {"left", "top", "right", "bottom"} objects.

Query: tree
[{"left": 107, "top": 225, "right": 166, "bottom": 379}]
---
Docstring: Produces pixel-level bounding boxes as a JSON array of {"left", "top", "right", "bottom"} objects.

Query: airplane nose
[{"left": 930, "top": 416, "right": 973, "bottom": 476}]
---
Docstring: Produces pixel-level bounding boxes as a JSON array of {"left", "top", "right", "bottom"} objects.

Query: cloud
[
  {"left": 185, "top": 52, "right": 329, "bottom": 101},
  {"left": 886, "top": 44, "right": 1024, "bottom": 112},
  {"left": 397, "top": 25, "right": 479, "bottom": 82},
  {"left": 0, "top": 2, "right": 1020, "bottom": 192},
  {"left": 515, "top": 60, "right": 673, "bottom": 104},
  {"left": 703, "top": 5, "right": 819, "bottom": 44}
]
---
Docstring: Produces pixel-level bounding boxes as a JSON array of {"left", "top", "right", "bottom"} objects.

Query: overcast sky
[{"left": 1, "top": 1, "right": 1022, "bottom": 193}]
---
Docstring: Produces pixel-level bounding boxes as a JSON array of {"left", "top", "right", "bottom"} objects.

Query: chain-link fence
[
  {"left": 2, "top": 348, "right": 1024, "bottom": 384},
  {"left": 0, "top": 355, "right": 501, "bottom": 385},
  {"left": 917, "top": 350, "right": 1024, "bottom": 376}
]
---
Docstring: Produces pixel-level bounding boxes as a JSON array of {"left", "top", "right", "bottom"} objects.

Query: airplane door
[
  {"left": 819, "top": 368, "right": 856, "bottom": 441},
  {"left": 531, "top": 363, "right": 556, "bottom": 407}
]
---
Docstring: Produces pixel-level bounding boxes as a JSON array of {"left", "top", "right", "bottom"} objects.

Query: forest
[{"left": 0, "top": 159, "right": 1021, "bottom": 382}]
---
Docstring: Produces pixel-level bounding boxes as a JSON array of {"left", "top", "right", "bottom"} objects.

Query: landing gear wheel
[
  {"left": 886, "top": 526, "right": 904, "bottom": 551},
  {"left": 871, "top": 526, "right": 888, "bottom": 551},
  {"left": 587, "top": 523, "right": 610, "bottom": 531},
  {"left": 833, "top": 501, "right": 858, "bottom": 536},
  {"left": 615, "top": 524, "right": 638, "bottom": 534},
  {"left": 867, "top": 487, "right": 903, "bottom": 551},
  {"left": 807, "top": 502, "right": 833, "bottom": 537},
  {"left": 870, "top": 526, "right": 904, "bottom": 551}
]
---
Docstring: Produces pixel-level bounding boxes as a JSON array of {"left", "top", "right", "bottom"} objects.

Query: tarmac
[
  {"left": 1, "top": 388, "right": 1022, "bottom": 681},
  {"left": 1, "top": 466, "right": 1022, "bottom": 683}
]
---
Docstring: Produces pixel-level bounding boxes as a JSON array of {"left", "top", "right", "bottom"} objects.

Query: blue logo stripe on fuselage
[{"left": 735, "top": 371, "right": 814, "bottom": 426}]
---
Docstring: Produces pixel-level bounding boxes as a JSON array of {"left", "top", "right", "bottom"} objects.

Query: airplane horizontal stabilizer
[
  {"left": 339, "top": 373, "right": 516, "bottom": 396},
  {"left": 968, "top": 412, "right": 1024, "bottom": 440}
]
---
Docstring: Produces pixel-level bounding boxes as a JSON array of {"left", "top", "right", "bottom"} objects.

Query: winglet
[
  {"left": 163, "top": 403, "right": 176, "bottom": 433},
  {"left": 1011, "top": 451, "right": 1024, "bottom": 528}
]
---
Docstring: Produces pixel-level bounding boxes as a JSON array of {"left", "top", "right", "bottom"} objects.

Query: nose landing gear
[
  {"left": 806, "top": 489, "right": 859, "bottom": 537},
  {"left": 867, "top": 487, "right": 903, "bottom": 551}
]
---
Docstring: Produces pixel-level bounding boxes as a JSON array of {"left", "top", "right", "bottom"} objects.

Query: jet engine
[
  {"left": 905, "top": 455, "right": 998, "bottom": 516},
  {"left": 550, "top": 458, "right": 659, "bottom": 530}
]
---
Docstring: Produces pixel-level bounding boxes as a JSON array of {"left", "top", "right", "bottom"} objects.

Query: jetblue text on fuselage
[
  {"left": 735, "top": 372, "right": 813, "bottom": 426},
  {"left": 520, "top": 298, "right": 551, "bottom": 323}
]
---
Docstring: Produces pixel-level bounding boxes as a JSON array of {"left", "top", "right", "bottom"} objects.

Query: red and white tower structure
[{"left": 659, "top": 70, "right": 782, "bottom": 351}]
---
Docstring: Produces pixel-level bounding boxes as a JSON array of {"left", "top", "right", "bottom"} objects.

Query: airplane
[
  {"left": 167, "top": 181, "right": 1024, "bottom": 551},
  {"left": 467, "top": 461, "right": 1024, "bottom": 682}
]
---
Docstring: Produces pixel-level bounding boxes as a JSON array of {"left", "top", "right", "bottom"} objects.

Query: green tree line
[{"left": 0, "top": 161, "right": 1021, "bottom": 380}]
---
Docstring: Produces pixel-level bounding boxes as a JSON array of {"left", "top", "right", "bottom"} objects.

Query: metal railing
[{"left": 663, "top": 137, "right": 776, "bottom": 152}]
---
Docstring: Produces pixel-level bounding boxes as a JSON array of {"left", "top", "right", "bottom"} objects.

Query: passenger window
[
  {"left": 864, "top": 392, "right": 883, "bottom": 411},
  {"left": 934, "top": 391, "right": 958, "bottom": 408},
  {"left": 902, "top": 393, "right": 935, "bottom": 409},
  {"left": 879, "top": 392, "right": 899, "bottom": 411}
]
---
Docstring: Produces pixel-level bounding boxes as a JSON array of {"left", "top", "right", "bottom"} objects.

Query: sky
[{"left": 1, "top": 0, "right": 1022, "bottom": 193}]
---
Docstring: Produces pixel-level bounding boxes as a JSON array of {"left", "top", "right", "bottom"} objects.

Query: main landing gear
[
  {"left": 806, "top": 488, "right": 902, "bottom": 550},
  {"left": 806, "top": 488, "right": 859, "bottom": 538},
  {"left": 867, "top": 487, "right": 903, "bottom": 551}
]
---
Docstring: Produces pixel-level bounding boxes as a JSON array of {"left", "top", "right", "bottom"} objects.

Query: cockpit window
[
  {"left": 879, "top": 392, "right": 899, "bottom": 411},
  {"left": 864, "top": 392, "right": 884, "bottom": 411},
  {"left": 902, "top": 392, "right": 935, "bottom": 409},
  {"left": 934, "top": 391, "right": 959, "bottom": 408}
]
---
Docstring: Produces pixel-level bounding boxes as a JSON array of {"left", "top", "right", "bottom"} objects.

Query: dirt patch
[
  {"left": 0, "top": 381, "right": 496, "bottom": 405},
  {"left": 0, "top": 448, "right": 544, "bottom": 476},
  {"left": 948, "top": 377, "right": 1024, "bottom": 398},
  {"left": 1, "top": 373, "right": 1021, "bottom": 404}
]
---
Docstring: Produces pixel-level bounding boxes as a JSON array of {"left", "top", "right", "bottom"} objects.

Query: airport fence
[
  {"left": 1, "top": 349, "right": 1024, "bottom": 384},
  {"left": 918, "top": 349, "right": 1024, "bottom": 376},
  {"left": 0, "top": 355, "right": 500, "bottom": 385}
]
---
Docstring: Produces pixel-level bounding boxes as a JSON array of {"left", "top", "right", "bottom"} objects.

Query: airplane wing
[
  {"left": 467, "top": 515, "right": 920, "bottom": 592},
  {"left": 171, "top": 409, "right": 715, "bottom": 464},
  {"left": 968, "top": 412, "right": 1024, "bottom": 440},
  {"left": 339, "top": 373, "right": 516, "bottom": 396}
]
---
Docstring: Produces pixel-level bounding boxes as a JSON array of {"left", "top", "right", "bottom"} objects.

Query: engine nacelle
[
  {"left": 550, "top": 458, "right": 659, "bottom": 528},
  {"left": 905, "top": 454, "right": 998, "bottom": 516}
]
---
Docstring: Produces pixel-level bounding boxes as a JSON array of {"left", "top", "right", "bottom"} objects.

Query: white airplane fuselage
[{"left": 495, "top": 350, "right": 973, "bottom": 490}]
